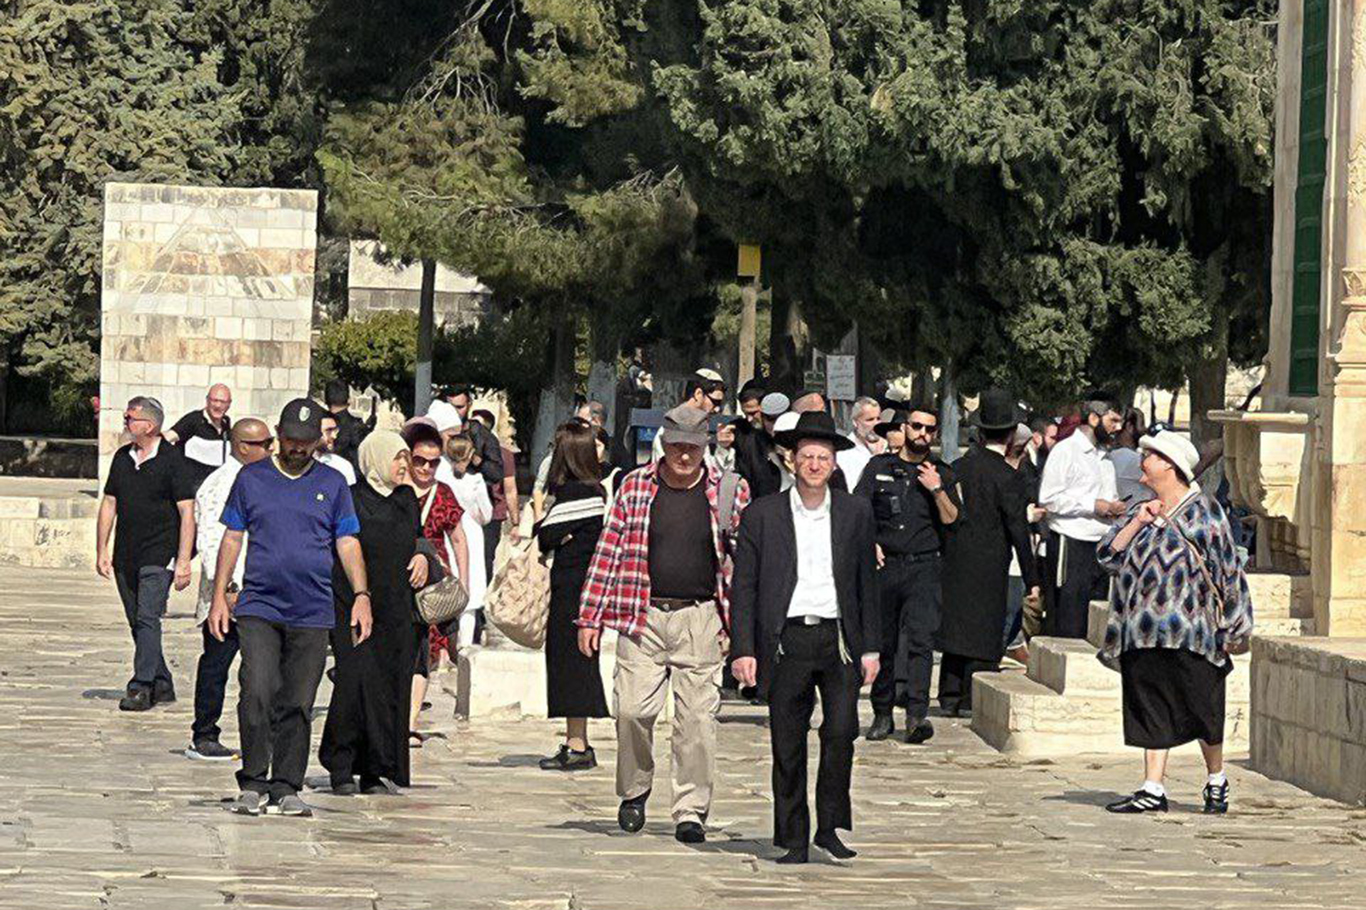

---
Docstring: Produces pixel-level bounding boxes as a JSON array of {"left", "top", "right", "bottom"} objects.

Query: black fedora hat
[
  {"left": 774, "top": 410, "right": 854, "bottom": 452},
  {"left": 874, "top": 408, "right": 909, "bottom": 440},
  {"left": 973, "top": 388, "right": 1021, "bottom": 432}
]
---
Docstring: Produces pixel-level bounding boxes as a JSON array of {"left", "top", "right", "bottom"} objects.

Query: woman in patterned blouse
[
  {"left": 1096, "top": 430, "right": 1253, "bottom": 816},
  {"left": 402, "top": 422, "right": 470, "bottom": 744}
]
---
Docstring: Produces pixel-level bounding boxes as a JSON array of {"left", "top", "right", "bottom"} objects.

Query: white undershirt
[{"left": 786, "top": 486, "right": 839, "bottom": 620}]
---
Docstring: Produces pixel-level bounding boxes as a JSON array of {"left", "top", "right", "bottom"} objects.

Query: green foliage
[{"left": 314, "top": 310, "right": 419, "bottom": 413}]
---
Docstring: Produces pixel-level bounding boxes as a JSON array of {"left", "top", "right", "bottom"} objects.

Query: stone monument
[{"left": 98, "top": 183, "right": 318, "bottom": 478}]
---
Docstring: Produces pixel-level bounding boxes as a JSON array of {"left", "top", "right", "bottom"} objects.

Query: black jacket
[
  {"left": 467, "top": 420, "right": 505, "bottom": 487},
  {"left": 938, "top": 445, "right": 1040, "bottom": 661},
  {"left": 729, "top": 489, "right": 880, "bottom": 699}
]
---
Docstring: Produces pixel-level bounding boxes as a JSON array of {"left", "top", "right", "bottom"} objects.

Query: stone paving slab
[{"left": 1, "top": 566, "right": 1364, "bottom": 908}]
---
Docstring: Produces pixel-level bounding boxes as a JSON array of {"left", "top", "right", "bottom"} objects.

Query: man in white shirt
[
  {"left": 316, "top": 414, "right": 357, "bottom": 485},
  {"left": 730, "top": 411, "right": 880, "bottom": 864},
  {"left": 1037, "top": 400, "right": 1126, "bottom": 638},
  {"left": 186, "top": 418, "right": 274, "bottom": 761},
  {"left": 835, "top": 396, "right": 886, "bottom": 491}
]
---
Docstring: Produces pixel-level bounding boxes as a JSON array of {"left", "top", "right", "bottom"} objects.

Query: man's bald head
[
  {"left": 206, "top": 384, "right": 232, "bottom": 422},
  {"left": 231, "top": 417, "right": 273, "bottom": 465},
  {"left": 792, "top": 392, "right": 827, "bottom": 414}
]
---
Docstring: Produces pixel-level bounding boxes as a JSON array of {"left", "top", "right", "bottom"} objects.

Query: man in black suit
[{"left": 730, "top": 411, "right": 881, "bottom": 865}]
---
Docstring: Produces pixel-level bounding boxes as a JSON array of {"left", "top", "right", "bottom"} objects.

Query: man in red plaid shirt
[{"left": 577, "top": 404, "right": 750, "bottom": 844}]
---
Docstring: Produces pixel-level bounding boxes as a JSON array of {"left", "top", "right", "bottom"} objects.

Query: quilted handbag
[{"left": 416, "top": 574, "right": 469, "bottom": 626}]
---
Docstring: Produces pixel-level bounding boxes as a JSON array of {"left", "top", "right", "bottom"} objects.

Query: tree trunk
[
  {"left": 587, "top": 307, "right": 620, "bottom": 434},
  {"left": 414, "top": 258, "right": 436, "bottom": 417},
  {"left": 532, "top": 315, "right": 577, "bottom": 463},
  {"left": 1189, "top": 309, "right": 1230, "bottom": 450},
  {"left": 940, "top": 363, "right": 962, "bottom": 462},
  {"left": 738, "top": 278, "right": 759, "bottom": 387}
]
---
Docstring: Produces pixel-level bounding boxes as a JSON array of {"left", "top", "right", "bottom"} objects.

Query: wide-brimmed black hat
[
  {"left": 774, "top": 411, "right": 854, "bottom": 452},
  {"left": 874, "top": 408, "right": 909, "bottom": 439},
  {"left": 973, "top": 388, "right": 1021, "bottom": 432}
]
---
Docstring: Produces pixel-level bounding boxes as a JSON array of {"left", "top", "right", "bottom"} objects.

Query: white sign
[{"left": 826, "top": 354, "right": 857, "bottom": 401}]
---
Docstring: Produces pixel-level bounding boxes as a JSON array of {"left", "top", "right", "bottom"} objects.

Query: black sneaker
[
  {"left": 865, "top": 714, "right": 894, "bottom": 741},
  {"left": 905, "top": 719, "right": 935, "bottom": 745},
  {"left": 538, "top": 744, "right": 598, "bottom": 771},
  {"left": 118, "top": 689, "right": 153, "bottom": 712},
  {"left": 152, "top": 682, "right": 176, "bottom": 705},
  {"left": 675, "top": 821, "right": 706, "bottom": 844},
  {"left": 1105, "top": 789, "right": 1169, "bottom": 814},
  {"left": 1203, "top": 779, "right": 1230, "bottom": 814},
  {"left": 186, "top": 740, "right": 239, "bottom": 761}
]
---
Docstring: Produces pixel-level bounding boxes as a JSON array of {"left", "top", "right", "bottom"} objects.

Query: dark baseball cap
[{"left": 278, "top": 398, "right": 323, "bottom": 442}]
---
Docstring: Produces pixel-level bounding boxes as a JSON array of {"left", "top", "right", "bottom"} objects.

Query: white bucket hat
[
  {"left": 1139, "top": 430, "right": 1200, "bottom": 482},
  {"left": 426, "top": 400, "right": 463, "bottom": 434}
]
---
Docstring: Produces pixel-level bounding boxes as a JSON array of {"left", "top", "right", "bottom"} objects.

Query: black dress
[
  {"left": 537, "top": 479, "right": 610, "bottom": 719},
  {"left": 320, "top": 478, "right": 437, "bottom": 788}
]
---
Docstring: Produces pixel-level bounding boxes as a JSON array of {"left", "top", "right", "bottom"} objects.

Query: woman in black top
[
  {"left": 320, "top": 431, "right": 441, "bottom": 794},
  {"left": 536, "top": 421, "right": 611, "bottom": 771}
]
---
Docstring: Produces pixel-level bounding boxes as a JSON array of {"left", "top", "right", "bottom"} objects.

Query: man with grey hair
[
  {"left": 1037, "top": 399, "right": 1126, "bottom": 638},
  {"left": 96, "top": 396, "right": 197, "bottom": 712},
  {"left": 836, "top": 396, "right": 886, "bottom": 490}
]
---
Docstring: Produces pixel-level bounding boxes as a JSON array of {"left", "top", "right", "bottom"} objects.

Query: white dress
[{"left": 440, "top": 461, "right": 492, "bottom": 616}]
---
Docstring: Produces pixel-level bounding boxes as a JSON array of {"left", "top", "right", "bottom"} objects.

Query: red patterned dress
[{"left": 418, "top": 481, "right": 464, "bottom": 663}]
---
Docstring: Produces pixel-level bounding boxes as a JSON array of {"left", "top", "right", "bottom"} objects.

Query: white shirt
[
  {"left": 1038, "top": 430, "right": 1118, "bottom": 542},
  {"left": 1106, "top": 446, "right": 1153, "bottom": 506},
  {"left": 786, "top": 487, "right": 839, "bottom": 620},
  {"left": 316, "top": 452, "right": 356, "bottom": 485},
  {"left": 194, "top": 458, "right": 244, "bottom": 624},
  {"left": 444, "top": 465, "right": 492, "bottom": 611},
  {"left": 835, "top": 431, "right": 883, "bottom": 491}
]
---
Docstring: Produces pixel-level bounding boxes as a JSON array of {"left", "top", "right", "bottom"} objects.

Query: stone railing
[{"left": 1209, "top": 409, "right": 1314, "bottom": 570}]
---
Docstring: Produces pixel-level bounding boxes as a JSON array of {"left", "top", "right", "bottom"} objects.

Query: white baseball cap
[
  {"left": 1139, "top": 430, "right": 1200, "bottom": 482},
  {"left": 426, "top": 400, "right": 463, "bottom": 433}
]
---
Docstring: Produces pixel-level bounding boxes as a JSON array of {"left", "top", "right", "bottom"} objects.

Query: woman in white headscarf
[{"left": 320, "top": 431, "right": 442, "bottom": 795}]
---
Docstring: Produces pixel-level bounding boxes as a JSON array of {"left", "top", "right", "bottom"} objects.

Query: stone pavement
[{"left": 1, "top": 566, "right": 1363, "bottom": 909}]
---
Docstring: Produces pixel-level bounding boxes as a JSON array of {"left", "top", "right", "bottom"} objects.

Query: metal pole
[{"left": 414, "top": 258, "right": 436, "bottom": 416}]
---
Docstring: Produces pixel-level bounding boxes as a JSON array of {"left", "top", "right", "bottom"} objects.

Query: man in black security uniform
[
  {"left": 853, "top": 400, "right": 959, "bottom": 744},
  {"left": 165, "top": 383, "right": 232, "bottom": 490}
]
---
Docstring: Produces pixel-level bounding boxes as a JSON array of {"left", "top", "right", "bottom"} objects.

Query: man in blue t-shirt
[{"left": 207, "top": 398, "right": 372, "bottom": 817}]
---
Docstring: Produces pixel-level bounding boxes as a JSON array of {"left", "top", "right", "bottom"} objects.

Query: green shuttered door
[{"left": 1290, "top": 0, "right": 1329, "bottom": 396}]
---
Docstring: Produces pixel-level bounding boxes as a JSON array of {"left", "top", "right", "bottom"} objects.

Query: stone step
[
  {"left": 1027, "top": 637, "right": 1119, "bottom": 696},
  {"left": 971, "top": 671, "right": 1124, "bottom": 756}
]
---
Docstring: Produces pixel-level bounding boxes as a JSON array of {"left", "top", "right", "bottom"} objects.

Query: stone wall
[
  {"left": 346, "top": 240, "right": 490, "bottom": 328},
  {"left": 99, "top": 184, "right": 317, "bottom": 476},
  {"left": 1250, "top": 636, "right": 1366, "bottom": 805}
]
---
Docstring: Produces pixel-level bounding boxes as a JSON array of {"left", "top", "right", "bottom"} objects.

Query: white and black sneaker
[
  {"left": 1105, "top": 789, "right": 1169, "bottom": 814},
  {"left": 1203, "top": 779, "right": 1230, "bottom": 814}
]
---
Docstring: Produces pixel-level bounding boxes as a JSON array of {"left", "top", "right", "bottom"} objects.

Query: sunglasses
[
  {"left": 412, "top": 455, "right": 442, "bottom": 469},
  {"left": 241, "top": 437, "right": 273, "bottom": 448},
  {"left": 907, "top": 421, "right": 938, "bottom": 433}
]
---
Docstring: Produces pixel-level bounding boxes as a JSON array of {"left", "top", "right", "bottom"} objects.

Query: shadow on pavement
[
  {"left": 1040, "top": 789, "right": 1124, "bottom": 808},
  {"left": 82, "top": 688, "right": 125, "bottom": 700},
  {"left": 467, "top": 753, "right": 545, "bottom": 768}
]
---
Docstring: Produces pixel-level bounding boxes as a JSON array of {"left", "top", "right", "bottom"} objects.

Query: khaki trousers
[{"left": 614, "top": 602, "right": 724, "bottom": 824}]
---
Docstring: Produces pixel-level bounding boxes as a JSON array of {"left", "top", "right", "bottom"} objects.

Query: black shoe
[
  {"left": 152, "top": 682, "right": 176, "bottom": 705},
  {"left": 865, "top": 714, "right": 894, "bottom": 741},
  {"left": 118, "top": 689, "right": 152, "bottom": 712},
  {"left": 1203, "top": 779, "right": 1230, "bottom": 814},
  {"left": 776, "top": 847, "right": 809, "bottom": 864},
  {"left": 360, "top": 777, "right": 394, "bottom": 795},
  {"left": 905, "top": 719, "right": 935, "bottom": 745},
  {"left": 539, "top": 744, "right": 598, "bottom": 771},
  {"left": 814, "top": 829, "right": 857, "bottom": 859},
  {"left": 186, "top": 740, "right": 238, "bottom": 761},
  {"left": 1105, "top": 789, "right": 1169, "bottom": 814},
  {"left": 617, "top": 790, "right": 649, "bottom": 833},
  {"left": 675, "top": 821, "right": 706, "bottom": 844},
  {"left": 332, "top": 780, "right": 359, "bottom": 796}
]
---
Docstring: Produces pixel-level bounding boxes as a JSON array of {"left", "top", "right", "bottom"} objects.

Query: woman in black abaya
[{"left": 321, "top": 431, "right": 440, "bottom": 794}]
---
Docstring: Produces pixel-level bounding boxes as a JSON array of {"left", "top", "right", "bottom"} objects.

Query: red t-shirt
[{"left": 419, "top": 482, "right": 464, "bottom": 574}]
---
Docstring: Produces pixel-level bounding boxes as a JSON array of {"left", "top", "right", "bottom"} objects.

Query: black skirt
[
  {"left": 1120, "top": 648, "right": 1230, "bottom": 749},
  {"left": 545, "top": 566, "right": 609, "bottom": 719}
]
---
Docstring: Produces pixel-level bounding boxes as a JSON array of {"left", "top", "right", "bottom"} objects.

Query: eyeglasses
[
  {"left": 796, "top": 452, "right": 834, "bottom": 465},
  {"left": 412, "top": 455, "right": 442, "bottom": 469},
  {"left": 1146, "top": 422, "right": 1171, "bottom": 436}
]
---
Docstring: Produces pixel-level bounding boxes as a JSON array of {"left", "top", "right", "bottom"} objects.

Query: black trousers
[
  {"left": 937, "top": 653, "right": 999, "bottom": 713},
  {"left": 192, "top": 622, "right": 240, "bottom": 744},
  {"left": 870, "top": 555, "right": 940, "bottom": 721},
  {"left": 768, "top": 622, "right": 861, "bottom": 849},
  {"left": 483, "top": 519, "right": 503, "bottom": 580},
  {"left": 235, "top": 617, "right": 328, "bottom": 800},
  {"left": 113, "top": 565, "right": 174, "bottom": 692},
  {"left": 1043, "top": 532, "right": 1106, "bottom": 639}
]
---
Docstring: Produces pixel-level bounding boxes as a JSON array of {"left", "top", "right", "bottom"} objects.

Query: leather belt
[
  {"left": 882, "top": 550, "right": 940, "bottom": 564},
  {"left": 650, "top": 597, "right": 707, "bottom": 612},
  {"left": 786, "top": 615, "right": 837, "bottom": 627}
]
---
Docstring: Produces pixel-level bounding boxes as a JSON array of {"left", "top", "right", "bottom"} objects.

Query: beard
[
  {"left": 278, "top": 449, "right": 313, "bottom": 472},
  {"left": 1093, "top": 422, "right": 1113, "bottom": 446},
  {"left": 906, "top": 437, "right": 931, "bottom": 455}
]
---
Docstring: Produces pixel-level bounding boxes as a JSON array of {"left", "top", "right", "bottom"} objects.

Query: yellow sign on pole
[{"left": 737, "top": 243, "right": 761, "bottom": 279}]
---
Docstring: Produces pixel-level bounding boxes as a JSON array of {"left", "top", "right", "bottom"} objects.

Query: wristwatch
[
  {"left": 929, "top": 485, "right": 943, "bottom": 495},
  {"left": 354, "top": 590, "right": 371, "bottom": 599}
]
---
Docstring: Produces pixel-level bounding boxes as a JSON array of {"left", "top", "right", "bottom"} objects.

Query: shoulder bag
[{"left": 414, "top": 488, "right": 469, "bottom": 626}]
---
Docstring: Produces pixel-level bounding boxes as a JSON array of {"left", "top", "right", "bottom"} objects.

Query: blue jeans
[
  {"left": 1003, "top": 577, "right": 1026, "bottom": 650},
  {"left": 114, "top": 565, "right": 174, "bottom": 692}
]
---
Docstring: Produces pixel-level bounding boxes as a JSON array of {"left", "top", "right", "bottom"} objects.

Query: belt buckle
[{"left": 800, "top": 615, "right": 822, "bottom": 626}]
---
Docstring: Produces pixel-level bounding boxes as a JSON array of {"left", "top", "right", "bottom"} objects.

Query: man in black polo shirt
[
  {"left": 96, "top": 396, "right": 197, "bottom": 712},
  {"left": 853, "top": 401, "right": 959, "bottom": 744},
  {"left": 165, "top": 383, "right": 232, "bottom": 489},
  {"left": 323, "top": 379, "right": 372, "bottom": 469}
]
